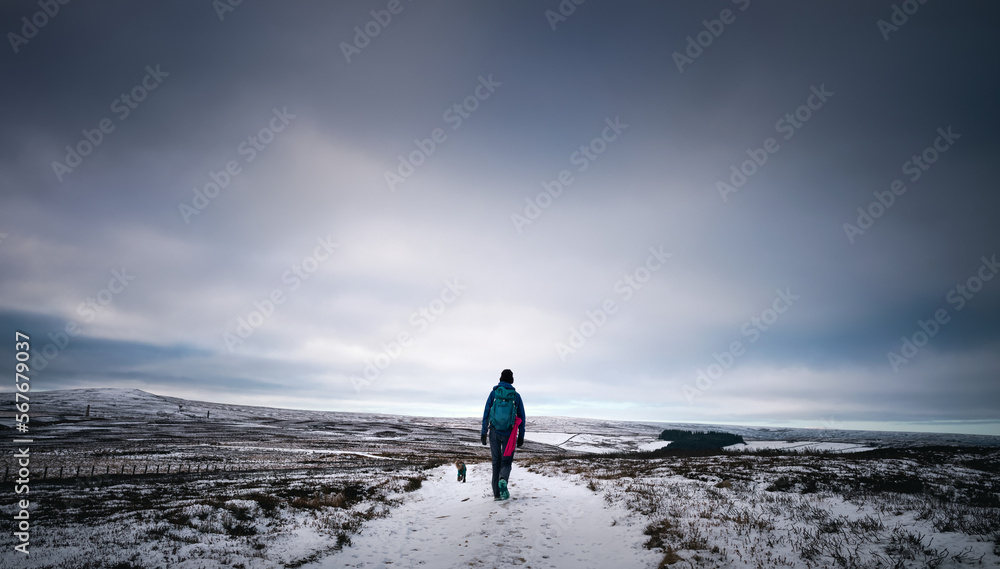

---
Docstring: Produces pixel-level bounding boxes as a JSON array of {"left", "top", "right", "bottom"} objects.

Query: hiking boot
[{"left": 499, "top": 479, "right": 509, "bottom": 500}]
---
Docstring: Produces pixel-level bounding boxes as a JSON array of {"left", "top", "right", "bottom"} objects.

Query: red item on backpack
[{"left": 503, "top": 416, "right": 521, "bottom": 457}]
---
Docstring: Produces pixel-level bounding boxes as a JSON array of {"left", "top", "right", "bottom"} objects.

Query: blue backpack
[{"left": 489, "top": 385, "right": 518, "bottom": 431}]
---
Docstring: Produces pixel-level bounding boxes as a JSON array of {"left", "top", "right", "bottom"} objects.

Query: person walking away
[{"left": 480, "top": 369, "right": 525, "bottom": 500}]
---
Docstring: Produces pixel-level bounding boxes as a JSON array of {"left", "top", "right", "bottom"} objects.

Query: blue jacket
[{"left": 481, "top": 382, "right": 526, "bottom": 440}]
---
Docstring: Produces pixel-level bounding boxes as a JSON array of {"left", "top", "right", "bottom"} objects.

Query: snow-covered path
[{"left": 306, "top": 463, "right": 659, "bottom": 569}]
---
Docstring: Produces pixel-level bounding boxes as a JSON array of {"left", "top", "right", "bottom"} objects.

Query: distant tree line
[{"left": 658, "top": 429, "right": 745, "bottom": 450}]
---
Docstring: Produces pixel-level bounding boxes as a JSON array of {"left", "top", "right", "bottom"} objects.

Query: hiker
[{"left": 480, "top": 369, "right": 525, "bottom": 500}]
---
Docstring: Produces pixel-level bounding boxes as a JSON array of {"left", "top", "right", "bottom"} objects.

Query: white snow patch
[
  {"left": 523, "top": 432, "right": 576, "bottom": 446},
  {"left": 524, "top": 432, "right": 670, "bottom": 454},
  {"left": 725, "top": 440, "right": 874, "bottom": 453},
  {"left": 222, "top": 445, "right": 396, "bottom": 459}
]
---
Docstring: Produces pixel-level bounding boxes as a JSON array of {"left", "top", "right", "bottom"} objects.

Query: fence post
[
  {"left": 43, "top": 466, "right": 48, "bottom": 479},
  {"left": 59, "top": 466, "right": 63, "bottom": 478}
]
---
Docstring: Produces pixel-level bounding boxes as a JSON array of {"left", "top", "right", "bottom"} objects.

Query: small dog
[{"left": 455, "top": 461, "right": 467, "bottom": 483}]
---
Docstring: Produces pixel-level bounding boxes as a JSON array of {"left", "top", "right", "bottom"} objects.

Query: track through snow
[{"left": 307, "top": 464, "right": 659, "bottom": 569}]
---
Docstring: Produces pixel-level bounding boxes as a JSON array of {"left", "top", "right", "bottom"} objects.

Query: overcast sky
[{"left": 2, "top": 1, "right": 998, "bottom": 435}]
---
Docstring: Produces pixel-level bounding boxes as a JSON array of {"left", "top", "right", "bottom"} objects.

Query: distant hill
[{"left": 3, "top": 388, "right": 999, "bottom": 447}]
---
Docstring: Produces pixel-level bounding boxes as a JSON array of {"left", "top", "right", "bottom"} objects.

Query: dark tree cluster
[{"left": 658, "top": 429, "right": 745, "bottom": 450}]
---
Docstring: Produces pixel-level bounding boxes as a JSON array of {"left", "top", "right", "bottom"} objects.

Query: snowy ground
[
  {"left": 2, "top": 389, "right": 998, "bottom": 568},
  {"left": 306, "top": 463, "right": 658, "bottom": 569},
  {"left": 524, "top": 432, "right": 672, "bottom": 454},
  {"left": 523, "top": 435, "right": 872, "bottom": 455},
  {"left": 537, "top": 448, "right": 1000, "bottom": 568},
  {"left": 724, "top": 440, "right": 874, "bottom": 453}
]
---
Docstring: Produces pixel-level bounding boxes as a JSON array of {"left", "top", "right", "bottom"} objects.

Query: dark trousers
[{"left": 489, "top": 428, "right": 515, "bottom": 497}]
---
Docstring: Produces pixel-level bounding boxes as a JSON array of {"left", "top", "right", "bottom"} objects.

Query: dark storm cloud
[{"left": 1, "top": 1, "right": 998, "bottom": 434}]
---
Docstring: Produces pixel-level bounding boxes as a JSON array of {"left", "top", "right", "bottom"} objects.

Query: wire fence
[
  {"left": 2, "top": 461, "right": 254, "bottom": 481},
  {"left": 3, "top": 455, "right": 409, "bottom": 482}
]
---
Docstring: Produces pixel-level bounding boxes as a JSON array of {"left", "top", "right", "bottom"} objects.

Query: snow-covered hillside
[
  {"left": 8, "top": 388, "right": 999, "bottom": 449},
  {"left": 1, "top": 388, "right": 998, "bottom": 568}
]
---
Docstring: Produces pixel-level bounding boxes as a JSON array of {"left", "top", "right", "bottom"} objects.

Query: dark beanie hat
[{"left": 500, "top": 369, "right": 513, "bottom": 384}]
